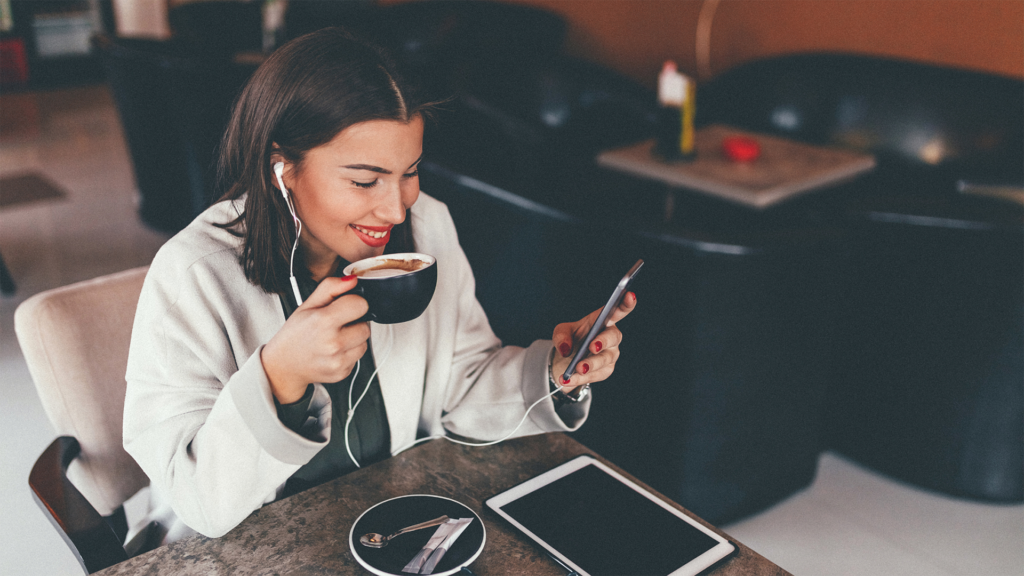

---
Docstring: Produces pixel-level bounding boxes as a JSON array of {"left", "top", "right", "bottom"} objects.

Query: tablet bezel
[{"left": 485, "top": 455, "right": 736, "bottom": 576}]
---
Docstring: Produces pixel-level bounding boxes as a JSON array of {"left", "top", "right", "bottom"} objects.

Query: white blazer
[{"left": 123, "top": 192, "right": 589, "bottom": 540}]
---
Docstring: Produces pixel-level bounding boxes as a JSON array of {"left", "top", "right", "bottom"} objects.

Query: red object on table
[{"left": 722, "top": 135, "right": 761, "bottom": 162}]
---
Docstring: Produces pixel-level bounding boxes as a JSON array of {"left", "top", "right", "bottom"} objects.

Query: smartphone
[{"left": 561, "top": 259, "right": 643, "bottom": 383}]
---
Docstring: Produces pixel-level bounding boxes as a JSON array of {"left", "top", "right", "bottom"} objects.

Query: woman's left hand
[{"left": 551, "top": 291, "right": 637, "bottom": 392}]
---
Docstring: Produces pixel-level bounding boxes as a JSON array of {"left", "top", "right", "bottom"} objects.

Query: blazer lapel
[{"left": 371, "top": 321, "right": 426, "bottom": 454}]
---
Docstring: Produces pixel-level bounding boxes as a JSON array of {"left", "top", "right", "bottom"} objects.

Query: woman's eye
[
  {"left": 402, "top": 170, "right": 419, "bottom": 179},
  {"left": 353, "top": 179, "right": 378, "bottom": 189}
]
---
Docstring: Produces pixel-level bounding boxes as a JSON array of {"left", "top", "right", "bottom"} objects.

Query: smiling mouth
[{"left": 352, "top": 225, "right": 389, "bottom": 239}]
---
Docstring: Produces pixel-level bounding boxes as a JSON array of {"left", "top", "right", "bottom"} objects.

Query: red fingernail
[
  {"left": 593, "top": 341, "right": 602, "bottom": 353},
  {"left": 341, "top": 274, "right": 356, "bottom": 282},
  {"left": 628, "top": 291, "right": 636, "bottom": 303},
  {"left": 580, "top": 363, "right": 590, "bottom": 374},
  {"left": 561, "top": 376, "right": 570, "bottom": 385},
  {"left": 559, "top": 342, "right": 571, "bottom": 357}
]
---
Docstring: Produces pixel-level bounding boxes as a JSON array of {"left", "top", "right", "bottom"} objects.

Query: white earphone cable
[
  {"left": 344, "top": 328, "right": 394, "bottom": 468},
  {"left": 274, "top": 161, "right": 304, "bottom": 306},
  {"left": 389, "top": 386, "right": 561, "bottom": 457},
  {"left": 287, "top": 218, "right": 302, "bottom": 305}
]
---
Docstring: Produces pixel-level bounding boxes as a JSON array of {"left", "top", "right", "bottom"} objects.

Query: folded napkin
[
  {"left": 401, "top": 521, "right": 454, "bottom": 574},
  {"left": 419, "top": 518, "right": 473, "bottom": 574}
]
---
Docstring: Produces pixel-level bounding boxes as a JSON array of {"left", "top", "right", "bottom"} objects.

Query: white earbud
[
  {"left": 273, "top": 161, "right": 288, "bottom": 201},
  {"left": 273, "top": 160, "right": 304, "bottom": 306}
]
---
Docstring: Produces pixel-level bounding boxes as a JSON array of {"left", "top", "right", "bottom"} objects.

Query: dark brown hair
[{"left": 216, "top": 27, "right": 432, "bottom": 295}]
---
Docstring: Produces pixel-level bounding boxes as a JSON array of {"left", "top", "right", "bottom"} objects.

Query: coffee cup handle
[{"left": 347, "top": 283, "right": 375, "bottom": 323}]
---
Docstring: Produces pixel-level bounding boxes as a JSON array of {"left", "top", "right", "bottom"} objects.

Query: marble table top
[{"left": 96, "top": 433, "right": 790, "bottom": 575}]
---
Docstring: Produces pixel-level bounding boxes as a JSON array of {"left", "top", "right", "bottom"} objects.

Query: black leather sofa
[
  {"left": 417, "top": 41, "right": 1024, "bottom": 516},
  {"left": 93, "top": 39, "right": 254, "bottom": 232},
  {"left": 699, "top": 54, "right": 1023, "bottom": 503},
  {"left": 92, "top": 0, "right": 266, "bottom": 233}
]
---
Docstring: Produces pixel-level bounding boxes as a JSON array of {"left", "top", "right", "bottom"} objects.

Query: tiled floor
[
  {"left": 1, "top": 85, "right": 171, "bottom": 576},
  {"left": 1, "top": 85, "right": 1021, "bottom": 576}
]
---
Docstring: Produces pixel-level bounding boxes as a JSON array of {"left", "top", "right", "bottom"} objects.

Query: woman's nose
[{"left": 374, "top": 180, "right": 407, "bottom": 223}]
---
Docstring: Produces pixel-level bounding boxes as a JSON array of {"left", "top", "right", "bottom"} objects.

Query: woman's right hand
[{"left": 261, "top": 276, "right": 370, "bottom": 404}]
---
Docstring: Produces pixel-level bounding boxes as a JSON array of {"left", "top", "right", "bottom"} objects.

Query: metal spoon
[{"left": 360, "top": 515, "right": 449, "bottom": 548}]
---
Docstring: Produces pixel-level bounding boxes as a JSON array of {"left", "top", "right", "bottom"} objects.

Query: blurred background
[{"left": 1, "top": 1, "right": 1021, "bottom": 574}]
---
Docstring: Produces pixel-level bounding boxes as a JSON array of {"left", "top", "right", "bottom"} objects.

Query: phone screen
[{"left": 561, "top": 259, "right": 643, "bottom": 382}]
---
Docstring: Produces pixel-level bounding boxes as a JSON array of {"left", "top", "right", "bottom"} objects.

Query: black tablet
[{"left": 486, "top": 455, "right": 735, "bottom": 576}]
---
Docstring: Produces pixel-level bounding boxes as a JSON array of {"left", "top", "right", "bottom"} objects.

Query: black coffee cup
[{"left": 342, "top": 253, "right": 437, "bottom": 324}]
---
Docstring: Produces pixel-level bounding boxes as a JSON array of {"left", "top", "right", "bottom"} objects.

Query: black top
[{"left": 275, "top": 269, "right": 391, "bottom": 498}]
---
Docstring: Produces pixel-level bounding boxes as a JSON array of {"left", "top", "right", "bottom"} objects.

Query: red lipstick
[{"left": 350, "top": 224, "right": 392, "bottom": 248}]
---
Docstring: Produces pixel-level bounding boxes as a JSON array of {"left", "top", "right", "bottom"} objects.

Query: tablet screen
[{"left": 489, "top": 458, "right": 732, "bottom": 576}]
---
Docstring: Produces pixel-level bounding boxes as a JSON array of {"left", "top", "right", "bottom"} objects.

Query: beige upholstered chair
[{"left": 15, "top": 266, "right": 161, "bottom": 573}]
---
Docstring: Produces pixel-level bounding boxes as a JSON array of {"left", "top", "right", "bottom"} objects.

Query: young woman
[{"left": 123, "top": 28, "right": 635, "bottom": 542}]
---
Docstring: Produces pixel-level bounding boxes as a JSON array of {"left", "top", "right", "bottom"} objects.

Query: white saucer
[{"left": 349, "top": 494, "right": 486, "bottom": 576}]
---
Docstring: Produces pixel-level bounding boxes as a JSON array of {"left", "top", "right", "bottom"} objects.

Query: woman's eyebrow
[
  {"left": 342, "top": 164, "right": 391, "bottom": 174},
  {"left": 341, "top": 156, "right": 422, "bottom": 174}
]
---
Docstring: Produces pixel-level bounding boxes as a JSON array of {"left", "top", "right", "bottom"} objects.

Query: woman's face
[{"left": 281, "top": 116, "right": 424, "bottom": 279}]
